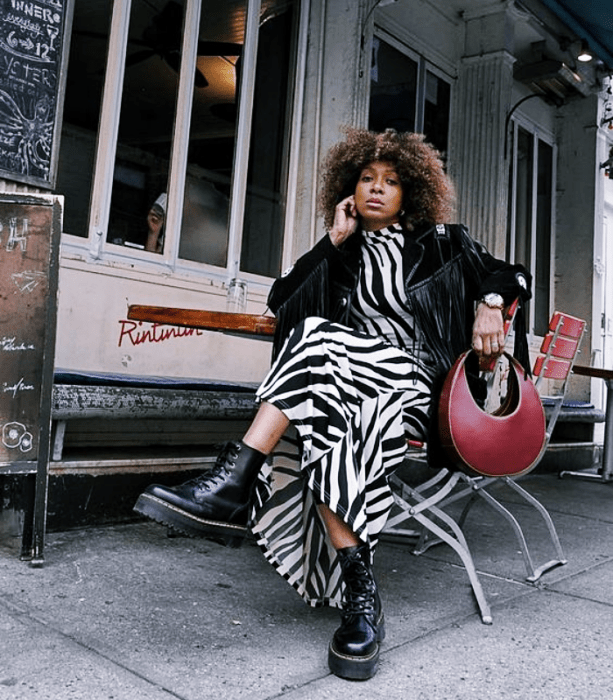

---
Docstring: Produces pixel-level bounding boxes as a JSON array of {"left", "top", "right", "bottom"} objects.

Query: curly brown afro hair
[{"left": 319, "top": 127, "right": 455, "bottom": 231}]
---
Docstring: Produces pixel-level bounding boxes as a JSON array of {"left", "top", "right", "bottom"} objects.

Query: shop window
[
  {"left": 423, "top": 70, "right": 451, "bottom": 157},
  {"left": 55, "top": 0, "right": 111, "bottom": 240},
  {"left": 369, "top": 34, "right": 451, "bottom": 157},
  {"left": 56, "top": 0, "right": 299, "bottom": 283},
  {"left": 507, "top": 123, "right": 555, "bottom": 337}
]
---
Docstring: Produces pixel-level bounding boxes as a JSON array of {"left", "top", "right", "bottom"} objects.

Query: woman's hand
[
  {"left": 145, "top": 208, "right": 165, "bottom": 253},
  {"left": 472, "top": 303, "right": 505, "bottom": 358},
  {"left": 147, "top": 209, "right": 164, "bottom": 237},
  {"left": 329, "top": 195, "right": 358, "bottom": 247}
]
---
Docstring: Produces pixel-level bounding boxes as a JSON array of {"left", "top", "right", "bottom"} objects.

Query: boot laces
[
  {"left": 185, "top": 442, "right": 240, "bottom": 492},
  {"left": 342, "top": 560, "right": 377, "bottom": 619}
]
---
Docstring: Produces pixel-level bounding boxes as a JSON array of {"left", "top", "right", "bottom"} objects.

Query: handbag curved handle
[{"left": 438, "top": 350, "right": 546, "bottom": 477}]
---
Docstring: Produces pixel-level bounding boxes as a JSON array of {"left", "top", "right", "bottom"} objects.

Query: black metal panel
[{"left": 0, "top": 193, "right": 62, "bottom": 563}]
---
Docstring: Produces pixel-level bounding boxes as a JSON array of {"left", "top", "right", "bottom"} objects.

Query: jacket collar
[{"left": 401, "top": 223, "right": 438, "bottom": 284}]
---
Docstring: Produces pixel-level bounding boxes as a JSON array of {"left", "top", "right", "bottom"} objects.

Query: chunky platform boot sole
[
  {"left": 133, "top": 492, "right": 248, "bottom": 548},
  {"left": 328, "top": 614, "right": 386, "bottom": 681}
]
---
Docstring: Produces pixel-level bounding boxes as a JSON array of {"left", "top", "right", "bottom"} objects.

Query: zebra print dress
[{"left": 251, "top": 225, "right": 436, "bottom": 608}]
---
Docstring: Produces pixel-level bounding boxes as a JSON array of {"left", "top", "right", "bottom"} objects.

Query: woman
[{"left": 135, "top": 128, "right": 531, "bottom": 680}]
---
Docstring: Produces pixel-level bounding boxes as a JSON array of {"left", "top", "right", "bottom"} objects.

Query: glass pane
[
  {"left": 178, "top": 0, "right": 248, "bottom": 265},
  {"left": 423, "top": 70, "right": 450, "bottom": 156},
  {"left": 535, "top": 139, "right": 553, "bottom": 336},
  {"left": 369, "top": 37, "right": 418, "bottom": 133},
  {"left": 107, "top": 0, "right": 185, "bottom": 252},
  {"left": 239, "top": 4, "right": 295, "bottom": 278},
  {"left": 514, "top": 127, "right": 533, "bottom": 271},
  {"left": 55, "top": 0, "right": 111, "bottom": 237}
]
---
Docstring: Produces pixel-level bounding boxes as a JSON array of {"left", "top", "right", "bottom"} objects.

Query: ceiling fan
[{"left": 77, "top": 1, "right": 242, "bottom": 88}]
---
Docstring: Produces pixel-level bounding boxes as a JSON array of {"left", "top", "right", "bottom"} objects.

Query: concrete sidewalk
[{"left": 1, "top": 472, "right": 613, "bottom": 699}]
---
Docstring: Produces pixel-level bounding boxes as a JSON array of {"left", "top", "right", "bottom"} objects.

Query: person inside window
[
  {"left": 135, "top": 128, "right": 531, "bottom": 680},
  {"left": 145, "top": 193, "right": 166, "bottom": 253}
]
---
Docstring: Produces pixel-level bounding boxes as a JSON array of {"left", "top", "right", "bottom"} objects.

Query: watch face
[{"left": 484, "top": 293, "right": 504, "bottom": 308}]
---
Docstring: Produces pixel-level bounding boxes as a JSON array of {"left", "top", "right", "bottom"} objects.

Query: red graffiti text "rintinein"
[{"left": 118, "top": 320, "right": 204, "bottom": 347}]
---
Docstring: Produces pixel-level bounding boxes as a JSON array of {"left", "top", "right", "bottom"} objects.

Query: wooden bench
[
  {"left": 541, "top": 400, "right": 605, "bottom": 470},
  {"left": 51, "top": 370, "right": 259, "bottom": 473}
]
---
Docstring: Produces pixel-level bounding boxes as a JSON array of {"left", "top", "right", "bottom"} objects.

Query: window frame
[
  {"left": 61, "top": 0, "right": 308, "bottom": 293},
  {"left": 507, "top": 115, "right": 557, "bottom": 337},
  {"left": 370, "top": 27, "right": 453, "bottom": 153}
]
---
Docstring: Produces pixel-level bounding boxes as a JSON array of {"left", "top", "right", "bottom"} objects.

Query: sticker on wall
[{"left": 2, "top": 421, "right": 34, "bottom": 452}]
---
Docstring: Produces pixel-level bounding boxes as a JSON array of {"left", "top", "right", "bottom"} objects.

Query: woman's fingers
[
  {"left": 337, "top": 195, "right": 357, "bottom": 222},
  {"left": 472, "top": 330, "right": 505, "bottom": 356},
  {"left": 472, "top": 304, "right": 505, "bottom": 357},
  {"left": 329, "top": 196, "right": 358, "bottom": 246}
]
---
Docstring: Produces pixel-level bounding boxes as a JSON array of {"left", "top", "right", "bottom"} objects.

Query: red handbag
[{"left": 438, "top": 350, "right": 546, "bottom": 477}]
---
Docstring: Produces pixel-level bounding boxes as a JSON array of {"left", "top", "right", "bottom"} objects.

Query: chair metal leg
[
  {"left": 559, "top": 444, "right": 605, "bottom": 482},
  {"left": 386, "top": 476, "right": 493, "bottom": 624},
  {"left": 502, "top": 477, "right": 567, "bottom": 581},
  {"left": 456, "top": 475, "right": 566, "bottom": 582},
  {"left": 457, "top": 491, "right": 481, "bottom": 529},
  {"left": 469, "top": 484, "right": 539, "bottom": 580},
  {"left": 384, "top": 460, "right": 567, "bottom": 625},
  {"left": 412, "top": 509, "right": 492, "bottom": 624},
  {"left": 386, "top": 470, "right": 457, "bottom": 552}
]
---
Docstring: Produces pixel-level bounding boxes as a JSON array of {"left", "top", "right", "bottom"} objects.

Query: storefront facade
[{"left": 1, "top": 0, "right": 612, "bottom": 393}]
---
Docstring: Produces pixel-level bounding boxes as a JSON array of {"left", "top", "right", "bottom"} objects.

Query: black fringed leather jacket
[
  {"left": 267, "top": 223, "right": 531, "bottom": 468},
  {"left": 268, "top": 223, "right": 531, "bottom": 371},
  {"left": 267, "top": 223, "right": 531, "bottom": 467}
]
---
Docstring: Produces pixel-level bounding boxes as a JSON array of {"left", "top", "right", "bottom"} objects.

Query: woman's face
[{"left": 353, "top": 161, "right": 403, "bottom": 231}]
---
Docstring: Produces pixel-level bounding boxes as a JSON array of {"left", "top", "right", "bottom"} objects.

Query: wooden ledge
[
  {"left": 127, "top": 305, "right": 277, "bottom": 337},
  {"left": 573, "top": 365, "right": 613, "bottom": 381}
]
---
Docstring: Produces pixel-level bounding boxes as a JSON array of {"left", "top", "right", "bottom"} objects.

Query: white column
[{"left": 450, "top": 51, "right": 515, "bottom": 257}]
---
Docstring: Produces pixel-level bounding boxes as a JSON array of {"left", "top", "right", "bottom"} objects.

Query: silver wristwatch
[{"left": 480, "top": 293, "right": 505, "bottom": 310}]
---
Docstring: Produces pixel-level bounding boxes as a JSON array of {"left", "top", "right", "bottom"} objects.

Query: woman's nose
[{"left": 371, "top": 179, "right": 384, "bottom": 192}]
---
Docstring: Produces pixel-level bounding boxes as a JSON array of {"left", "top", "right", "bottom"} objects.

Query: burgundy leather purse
[{"left": 438, "top": 350, "right": 546, "bottom": 477}]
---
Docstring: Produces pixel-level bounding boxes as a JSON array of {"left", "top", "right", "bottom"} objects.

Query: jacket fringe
[
  {"left": 406, "top": 225, "right": 486, "bottom": 374},
  {"left": 272, "top": 258, "right": 330, "bottom": 359},
  {"left": 406, "top": 226, "right": 531, "bottom": 377},
  {"left": 406, "top": 260, "right": 471, "bottom": 372}
]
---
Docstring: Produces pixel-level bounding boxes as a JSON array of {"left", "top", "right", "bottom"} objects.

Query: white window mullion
[
  {"left": 414, "top": 58, "right": 427, "bottom": 133},
  {"left": 508, "top": 120, "right": 518, "bottom": 262},
  {"left": 529, "top": 132, "right": 539, "bottom": 334},
  {"left": 163, "top": 0, "right": 202, "bottom": 269},
  {"left": 87, "top": 0, "right": 132, "bottom": 259},
  {"left": 282, "top": 0, "right": 310, "bottom": 271},
  {"left": 226, "top": 0, "right": 262, "bottom": 281},
  {"left": 549, "top": 142, "right": 558, "bottom": 321}
]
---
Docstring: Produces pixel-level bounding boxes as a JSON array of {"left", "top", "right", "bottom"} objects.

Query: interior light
[{"left": 577, "top": 40, "right": 593, "bottom": 63}]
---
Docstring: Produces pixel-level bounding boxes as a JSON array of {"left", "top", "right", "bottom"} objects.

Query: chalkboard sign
[
  {"left": 0, "top": 0, "right": 74, "bottom": 188},
  {"left": 0, "top": 193, "right": 61, "bottom": 475}
]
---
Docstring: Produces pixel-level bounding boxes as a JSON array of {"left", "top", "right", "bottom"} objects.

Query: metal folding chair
[{"left": 383, "top": 309, "right": 586, "bottom": 624}]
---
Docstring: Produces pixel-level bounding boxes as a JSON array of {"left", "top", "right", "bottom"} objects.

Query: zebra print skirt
[{"left": 250, "top": 317, "right": 435, "bottom": 608}]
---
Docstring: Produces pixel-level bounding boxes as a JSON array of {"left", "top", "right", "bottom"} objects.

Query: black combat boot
[
  {"left": 134, "top": 441, "right": 266, "bottom": 546},
  {"left": 328, "top": 543, "right": 385, "bottom": 680}
]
